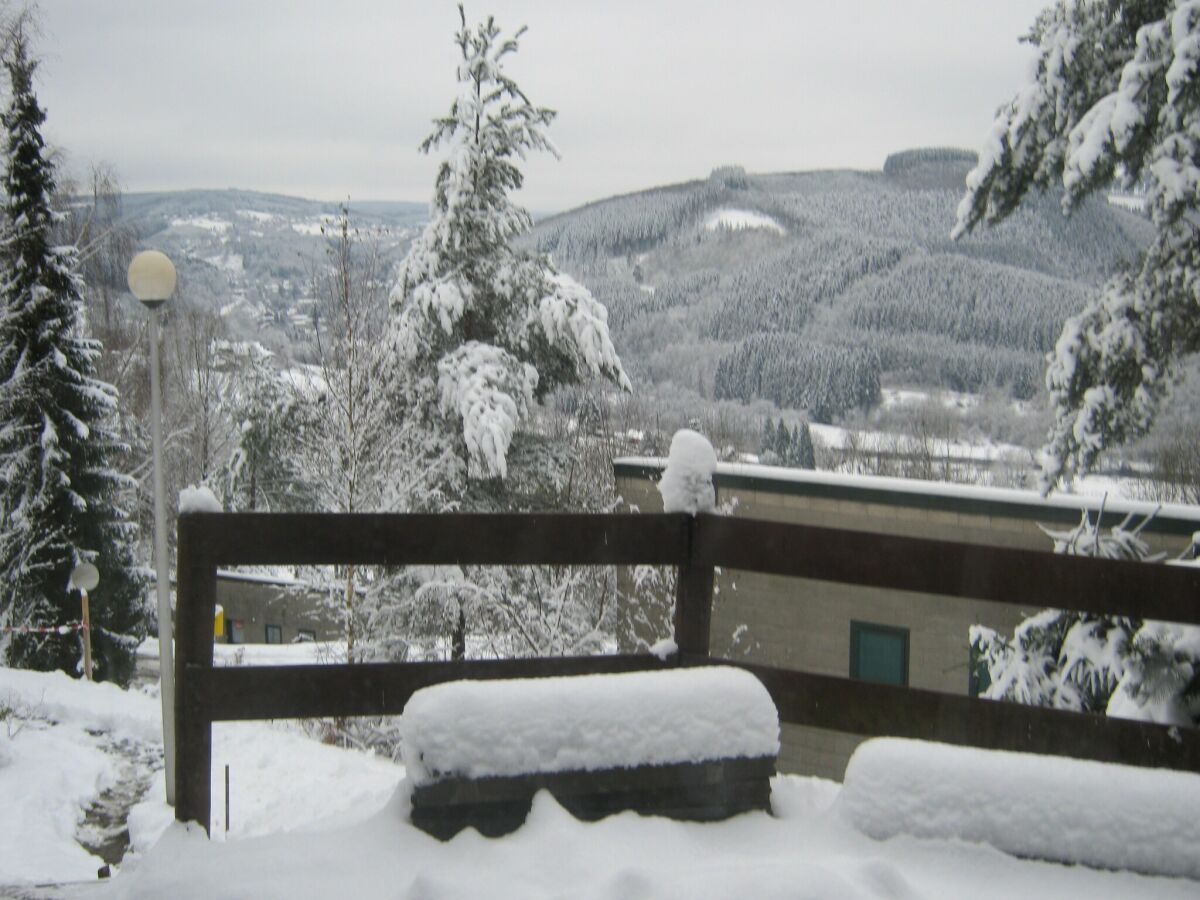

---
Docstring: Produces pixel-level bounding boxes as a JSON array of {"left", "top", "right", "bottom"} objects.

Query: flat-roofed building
[{"left": 614, "top": 458, "right": 1200, "bottom": 780}]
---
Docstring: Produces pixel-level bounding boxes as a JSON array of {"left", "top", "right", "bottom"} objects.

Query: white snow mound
[
  {"left": 400, "top": 667, "right": 779, "bottom": 786},
  {"left": 658, "top": 429, "right": 717, "bottom": 514},
  {"left": 178, "top": 485, "right": 222, "bottom": 514},
  {"left": 838, "top": 737, "right": 1200, "bottom": 879}
]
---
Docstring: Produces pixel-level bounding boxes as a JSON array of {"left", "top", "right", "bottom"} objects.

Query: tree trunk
[
  {"left": 345, "top": 567, "right": 356, "bottom": 664},
  {"left": 451, "top": 606, "right": 466, "bottom": 662}
]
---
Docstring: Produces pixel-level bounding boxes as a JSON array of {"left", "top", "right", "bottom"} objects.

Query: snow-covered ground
[
  {"left": 108, "top": 778, "right": 1200, "bottom": 900},
  {"left": 703, "top": 208, "right": 786, "bottom": 234},
  {"left": 808, "top": 420, "right": 1028, "bottom": 465},
  {"left": 731, "top": 414, "right": 1166, "bottom": 503},
  {"left": 167, "top": 215, "right": 230, "bottom": 234},
  {"left": 879, "top": 386, "right": 980, "bottom": 411},
  {"left": 0, "top": 664, "right": 401, "bottom": 894},
  {"left": 3, "top": 663, "right": 1199, "bottom": 898},
  {"left": 0, "top": 668, "right": 161, "bottom": 885},
  {"left": 201, "top": 252, "right": 244, "bottom": 273}
]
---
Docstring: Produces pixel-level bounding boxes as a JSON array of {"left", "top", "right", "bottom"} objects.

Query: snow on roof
[
  {"left": 214, "top": 568, "right": 307, "bottom": 588},
  {"left": 400, "top": 667, "right": 779, "bottom": 786},
  {"left": 615, "top": 456, "right": 1200, "bottom": 524},
  {"left": 839, "top": 738, "right": 1200, "bottom": 880}
]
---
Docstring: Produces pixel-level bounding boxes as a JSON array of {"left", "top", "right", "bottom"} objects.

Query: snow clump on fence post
[
  {"left": 658, "top": 429, "right": 717, "bottom": 514},
  {"left": 178, "top": 485, "right": 223, "bottom": 514}
]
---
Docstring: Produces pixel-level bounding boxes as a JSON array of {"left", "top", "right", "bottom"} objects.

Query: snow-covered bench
[
  {"left": 838, "top": 738, "right": 1200, "bottom": 879},
  {"left": 401, "top": 667, "right": 780, "bottom": 839}
]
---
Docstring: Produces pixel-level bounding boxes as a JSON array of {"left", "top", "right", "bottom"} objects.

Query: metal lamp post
[
  {"left": 69, "top": 562, "right": 100, "bottom": 681},
  {"left": 128, "top": 249, "right": 178, "bottom": 806}
]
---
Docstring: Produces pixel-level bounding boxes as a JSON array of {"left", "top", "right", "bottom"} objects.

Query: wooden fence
[{"left": 175, "top": 511, "right": 1200, "bottom": 832}]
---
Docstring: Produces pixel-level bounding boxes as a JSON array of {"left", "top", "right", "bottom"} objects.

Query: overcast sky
[{"left": 39, "top": 0, "right": 1050, "bottom": 214}]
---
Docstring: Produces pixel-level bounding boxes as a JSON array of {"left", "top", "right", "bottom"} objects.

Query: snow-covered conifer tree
[
  {"left": 390, "top": 4, "right": 629, "bottom": 481},
  {"left": 759, "top": 419, "right": 779, "bottom": 464},
  {"left": 792, "top": 421, "right": 816, "bottom": 469},
  {"left": 219, "top": 341, "right": 311, "bottom": 513},
  {"left": 0, "top": 20, "right": 145, "bottom": 682},
  {"left": 954, "top": 0, "right": 1200, "bottom": 490},
  {"left": 374, "top": 7, "right": 631, "bottom": 665}
]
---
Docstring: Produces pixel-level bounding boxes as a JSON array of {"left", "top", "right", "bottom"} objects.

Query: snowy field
[
  {"left": 702, "top": 208, "right": 786, "bottom": 234},
  {"left": 3, "top": 665, "right": 1199, "bottom": 899}
]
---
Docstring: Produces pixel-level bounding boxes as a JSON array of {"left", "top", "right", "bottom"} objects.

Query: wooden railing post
[
  {"left": 673, "top": 514, "right": 715, "bottom": 657},
  {"left": 175, "top": 514, "right": 217, "bottom": 833}
]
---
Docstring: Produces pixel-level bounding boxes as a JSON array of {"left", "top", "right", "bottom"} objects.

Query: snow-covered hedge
[
  {"left": 400, "top": 667, "right": 779, "bottom": 786},
  {"left": 838, "top": 738, "right": 1200, "bottom": 879}
]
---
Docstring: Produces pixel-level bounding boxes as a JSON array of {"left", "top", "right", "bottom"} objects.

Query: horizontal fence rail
[
  {"left": 178, "top": 511, "right": 690, "bottom": 568},
  {"left": 683, "top": 656, "right": 1200, "bottom": 770},
  {"left": 692, "top": 515, "right": 1200, "bottom": 624},
  {"left": 191, "top": 656, "right": 674, "bottom": 722},
  {"left": 174, "top": 510, "right": 1200, "bottom": 832}
]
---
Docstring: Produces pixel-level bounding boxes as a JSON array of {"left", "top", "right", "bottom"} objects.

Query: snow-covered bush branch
[{"left": 972, "top": 506, "right": 1200, "bottom": 725}]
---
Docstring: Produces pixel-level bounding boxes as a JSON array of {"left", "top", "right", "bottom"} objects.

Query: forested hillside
[
  {"left": 528, "top": 148, "right": 1152, "bottom": 423},
  {"left": 119, "top": 189, "right": 425, "bottom": 361}
]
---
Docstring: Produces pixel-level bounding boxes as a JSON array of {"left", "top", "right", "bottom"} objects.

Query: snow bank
[
  {"left": 0, "top": 718, "right": 116, "bottom": 884},
  {"left": 838, "top": 738, "right": 1200, "bottom": 879},
  {"left": 658, "top": 429, "right": 717, "bottom": 514},
  {"left": 0, "top": 666, "right": 161, "bottom": 743},
  {"left": 104, "top": 772, "right": 1189, "bottom": 900},
  {"left": 0, "top": 668, "right": 163, "bottom": 885},
  {"left": 129, "top": 721, "right": 403, "bottom": 847},
  {"left": 400, "top": 667, "right": 779, "bottom": 786},
  {"left": 178, "top": 485, "right": 222, "bottom": 514},
  {"left": 168, "top": 215, "right": 229, "bottom": 233},
  {"left": 212, "top": 640, "right": 344, "bottom": 667}
]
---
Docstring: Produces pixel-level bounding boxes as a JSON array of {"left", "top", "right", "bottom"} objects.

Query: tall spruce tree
[
  {"left": 953, "top": 0, "right": 1200, "bottom": 491},
  {"left": 793, "top": 421, "right": 816, "bottom": 469},
  {"left": 759, "top": 418, "right": 779, "bottom": 464},
  {"left": 378, "top": 6, "right": 629, "bottom": 664},
  {"left": 390, "top": 4, "right": 629, "bottom": 481},
  {"left": 0, "top": 20, "right": 145, "bottom": 682}
]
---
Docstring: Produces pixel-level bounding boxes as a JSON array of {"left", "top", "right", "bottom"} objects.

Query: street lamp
[
  {"left": 69, "top": 562, "right": 99, "bottom": 681},
  {"left": 128, "top": 249, "right": 178, "bottom": 806}
]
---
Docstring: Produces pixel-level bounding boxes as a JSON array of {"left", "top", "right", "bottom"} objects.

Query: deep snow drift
[{"left": 3, "top": 665, "right": 1199, "bottom": 899}]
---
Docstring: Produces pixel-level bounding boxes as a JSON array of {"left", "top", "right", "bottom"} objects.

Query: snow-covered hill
[
  {"left": 527, "top": 148, "right": 1153, "bottom": 421},
  {"left": 118, "top": 189, "right": 427, "bottom": 358}
]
